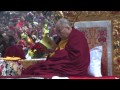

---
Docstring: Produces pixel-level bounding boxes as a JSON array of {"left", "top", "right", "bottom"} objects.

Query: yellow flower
[
  {"left": 29, "top": 50, "right": 34, "bottom": 57},
  {"left": 33, "top": 49, "right": 37, "bottom": 52}
]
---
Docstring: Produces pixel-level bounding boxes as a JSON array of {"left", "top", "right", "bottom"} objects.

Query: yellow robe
[{"left": 49, "top": 39, "right": 68, "bottom": 57}]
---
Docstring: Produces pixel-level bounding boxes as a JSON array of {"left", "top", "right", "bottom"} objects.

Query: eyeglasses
[
  {"left": 57, "top": 29, "right": 61, "bottom": 33},
  {"left": 56, "top": 27, "right": 65, "bottom": 33}
]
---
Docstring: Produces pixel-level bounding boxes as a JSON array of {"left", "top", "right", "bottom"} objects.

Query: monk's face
[{"left": 56, "top": 24, "right": 72, "bottom": 39}]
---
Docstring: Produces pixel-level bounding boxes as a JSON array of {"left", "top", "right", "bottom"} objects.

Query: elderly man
[{"left": 22, "top": 18, "right": 90, "bottom": 78}]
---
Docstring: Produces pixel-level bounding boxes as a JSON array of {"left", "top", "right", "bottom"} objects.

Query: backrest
[{"left": 74, "top": 21, "right": 112, "bottom": 76}]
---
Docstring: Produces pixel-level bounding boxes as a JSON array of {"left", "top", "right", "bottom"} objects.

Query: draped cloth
[
  {"left": 22, "top": 28, "right": 90, "bottom": 78},
  {"left": 4, "top": 45, "right": 26, "bottom": 59}
]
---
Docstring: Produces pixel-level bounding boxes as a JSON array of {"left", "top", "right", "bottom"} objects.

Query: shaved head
[
  {"left": 55, "top": 18, "right": 72, "bottom": 39},
  {"left": 56, "top": 18, "right": 70, "bottom": 28}
]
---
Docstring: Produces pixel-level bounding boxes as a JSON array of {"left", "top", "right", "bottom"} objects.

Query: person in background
[
  {"left": 0, "top": 34, "right": 8, "bottom": 57},
  {"left": 22, "top": 18, "right": 90, "bottom": 78},
  {"left": 4, "top": 36, "right": 26, "bottom": 59}
]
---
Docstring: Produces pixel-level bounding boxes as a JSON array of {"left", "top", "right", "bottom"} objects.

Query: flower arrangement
[{"left": 29, "top": 42, "right": 45, "bottom": 58}]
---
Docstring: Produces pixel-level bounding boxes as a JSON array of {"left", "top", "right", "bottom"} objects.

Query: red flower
[
  {"left": 31, "top": 43, "right": 45, "bottom": 53},
  {"left": 18, "top": 40, "right": 26, "bottom": 47},
  {"left": 98, "top": 37, "right": 106, "bottom": 42},
  {"left": 117, "top": 59, "right": 120, "bottom": 64},
  {"left": 30, "top": 43, "right": 45, "bottom": 58}
]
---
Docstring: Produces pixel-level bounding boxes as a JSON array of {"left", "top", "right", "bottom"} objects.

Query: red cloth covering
[
  {"left": 0, "top": 75, "right": 119, "bottom": 79},
  {"left": 31, "top": 43, "right": 45, "bottom": 52},
  {"left": 22, "top": 28, "right": 90, "bottom": 78},
  {"left": 4, "top": 45, "right": 26, "bottom": 59}
]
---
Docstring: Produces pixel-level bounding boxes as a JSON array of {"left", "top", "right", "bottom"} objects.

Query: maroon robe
[
  {"left": 4, "top": 45, "right": 26, "bottom": 59},
  {"left": 22, "top": 28, "right": 90, "bottom": 78}
]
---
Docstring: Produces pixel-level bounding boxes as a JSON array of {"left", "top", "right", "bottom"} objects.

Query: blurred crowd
[
  {"left": 0, "top": 11, "right": 61, "bottom": 39},
  {"left": 0, "top": 11, "right": 62, "bottom": 58}
]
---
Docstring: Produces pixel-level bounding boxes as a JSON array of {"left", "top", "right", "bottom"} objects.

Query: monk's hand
[{"left": 46, "top": 49, "right": 54, "bottom": 54}]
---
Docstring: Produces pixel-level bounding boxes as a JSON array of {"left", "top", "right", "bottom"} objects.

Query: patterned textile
[
  {"left": 0, "top": 59, "right": 46, "bottom": 76},
  {"left": 0, "top": 60, "right": 23, "bottom": 76}
]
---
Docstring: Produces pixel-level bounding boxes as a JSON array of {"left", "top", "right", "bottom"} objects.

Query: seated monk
[
  {"left": 3, "top": 36, "right": 26, "bottom": 59},
  {"left": 22, "top": 18, "right": 90, "bottom": 78}
]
